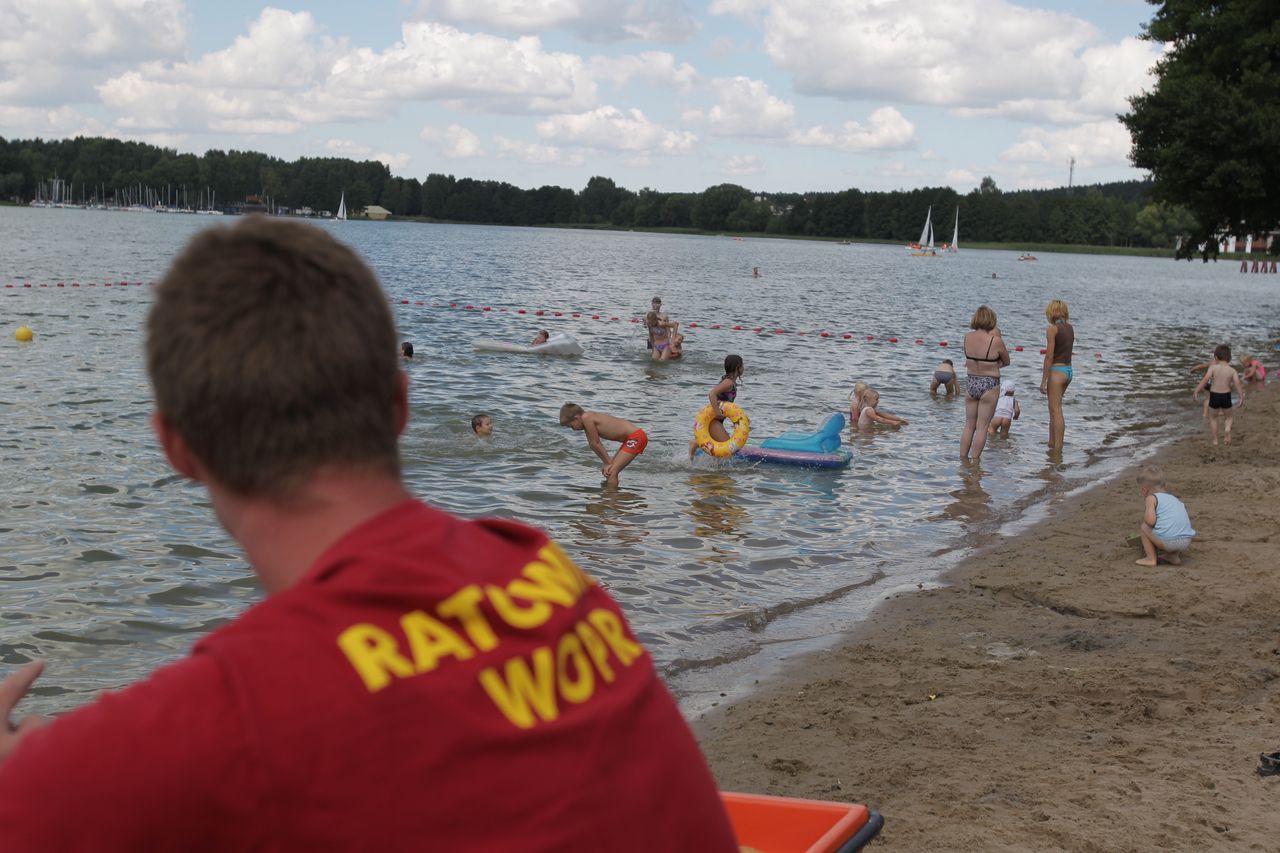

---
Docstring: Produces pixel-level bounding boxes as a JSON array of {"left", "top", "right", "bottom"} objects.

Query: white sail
[
  {"left": 950, "top": 207, "right": 959, "bottom": 251},
  {"left": 918, "top": 206, "right": 932, "bottom": 246},
  {"left": 336, "top": 191, "right": 347, "bottom": 221}
]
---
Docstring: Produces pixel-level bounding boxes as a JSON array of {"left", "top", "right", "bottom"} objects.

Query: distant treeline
[{"left": 1, "top": 135, "right": 1195, "bottom": 248}]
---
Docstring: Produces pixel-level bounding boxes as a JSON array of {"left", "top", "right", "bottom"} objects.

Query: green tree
[
  {"left": 1121, "top": 0, "right": 1280, "bottom": 259},
  {"left": 692, "top": 184, "right": 750, "bottom": 231}
]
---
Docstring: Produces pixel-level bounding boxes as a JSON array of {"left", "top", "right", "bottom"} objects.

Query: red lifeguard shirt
[{"left": 0, "top": 500, "right": 736, "bottom": 852}]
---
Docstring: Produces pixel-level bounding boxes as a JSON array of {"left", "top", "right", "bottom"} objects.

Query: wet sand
[{"left": 696, "top": 387, "right": 1280, "bottom": 851}]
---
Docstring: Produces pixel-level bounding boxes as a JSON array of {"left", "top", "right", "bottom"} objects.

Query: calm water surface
[{"left": 2, "top": 206, "right": 1276, "bottom": 714}]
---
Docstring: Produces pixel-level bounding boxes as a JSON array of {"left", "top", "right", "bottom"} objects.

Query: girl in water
[
  {"left": 1039, "top": 299, "right": 1074, "bottom": 450},
  {"left": 689, "top": 354, "right": 745, "bottom": 458},
  {"left": 960, "top": 305, "right": 1009, "bottom": 460}
]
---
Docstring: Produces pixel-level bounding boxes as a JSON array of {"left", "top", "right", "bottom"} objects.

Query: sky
[{"left": 0, "top": 0, "right": 1166, "bottom": 194}]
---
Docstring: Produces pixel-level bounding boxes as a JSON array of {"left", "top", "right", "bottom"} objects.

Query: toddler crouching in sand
[{"left": 1136, "top": 465, "right": 1195, "bottom": 567}]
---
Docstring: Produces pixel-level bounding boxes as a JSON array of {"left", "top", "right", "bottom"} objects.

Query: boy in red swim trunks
[{"left": 559, "top": 403, "right": 647, "bottom": 485}]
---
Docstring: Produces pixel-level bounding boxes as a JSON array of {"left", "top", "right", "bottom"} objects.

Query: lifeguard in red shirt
[{"left": 0, "top": 218, "right": 736, "bottom": 853}]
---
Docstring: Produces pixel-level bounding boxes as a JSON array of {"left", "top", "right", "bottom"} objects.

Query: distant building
[{"left": 363, "top": 205, "right": 391, "bottom": 221}]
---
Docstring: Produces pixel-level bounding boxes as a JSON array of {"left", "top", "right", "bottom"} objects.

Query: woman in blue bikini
[
  {"left": 960, "top": 305, "right": 1009, "bottom": 460},
  {"left": 1039, "top": 299, "right": 1073, "bottom": 451}
]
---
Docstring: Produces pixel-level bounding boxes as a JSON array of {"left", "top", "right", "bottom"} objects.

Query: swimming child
[
  {"left": 399, "top": 341, "right": 414, "bottom": 360},
  {"left": 849, "top": 380, "right": 870, "bottom": 421},
  {"left": 689, "top": 355, "right": 745, "bottom": 458},
  {"left": 987, "top": 380, "right": 1020, "bottom": 435},
  {"left": 856, "top": 389, "right": 909, "bottom": 428},
  {"left": 1135, "top": 465, "right": 1195, "bottom": 566},
  {"left": 559, "top": 404, "right": 647, "bottom": 485},
  {"left": 1192, "top": 344, "right": 1245, "bottom": 445},
  {"left": 666, "top": 330, "right": 684, "bottom": 360},
  {"left": 752, "top": 267, "right": 761, "bottom": 278},
  {"left": 530, "top": 329, "right": 550, "bottom": 346},
  {"left": 470, "top": 413, "right": 493, "bottom": 438},
  {"left": 930, "top": 360, "right": 958, "bottom": 396}
]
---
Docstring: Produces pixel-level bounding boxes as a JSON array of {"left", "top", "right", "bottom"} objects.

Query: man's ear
[
  {"left": 392, "top": 370, "right": 409, "bottom": 437},
  {"left": 151, "top": 413, "right": 204, "bottom": 482}
]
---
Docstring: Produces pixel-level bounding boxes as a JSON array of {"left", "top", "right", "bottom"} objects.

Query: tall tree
[{"left": 1121, "top": 0, "right": 1280, "bottom": 259}]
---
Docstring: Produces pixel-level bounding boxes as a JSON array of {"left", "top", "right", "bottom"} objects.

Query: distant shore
[
  {"left": 12, "top": 203, "right": 1278, "bottom": 262},
  {"left": 694, "top": 385, "right": 1280, "bottom": 850}
]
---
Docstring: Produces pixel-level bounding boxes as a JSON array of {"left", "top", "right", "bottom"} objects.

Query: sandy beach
[{"left": 696, "top": 387, "right": 1280, "bottom": 851}]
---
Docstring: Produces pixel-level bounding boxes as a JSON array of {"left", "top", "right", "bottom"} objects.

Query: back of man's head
[{"left": 147, "top": 218, "right": 401, "bottom": 498}]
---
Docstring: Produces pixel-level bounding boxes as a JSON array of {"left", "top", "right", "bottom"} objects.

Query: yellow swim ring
[{"left": 693, "top": 402, "right": 750, "bottom": 458}]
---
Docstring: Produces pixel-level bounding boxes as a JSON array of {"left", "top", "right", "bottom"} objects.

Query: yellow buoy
[{"left": 15, "top": 325, "right": 33, "bottom": 342}]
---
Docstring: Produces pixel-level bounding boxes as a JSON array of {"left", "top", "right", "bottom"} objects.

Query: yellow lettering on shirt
[
  {"left": 478, "top": 647, "right": 558, "bottom": 729},
  {"left": 401, "top": 610, "right": 475, "bottom": 673},
  {"left": 556, "top": 631, "right": 594, "bottom": 705},
  {"left": 507, "top": 563, "right": 577, "bottom": 609},
  {"left": 574, "top": 620, "right": 616, "bottom": 683},
  {"left": 587, "top": 608, "right": 644, "bottom": 666},
  {"left": 486, "top": 584, "right": 553, "bottom": 630},
  {"left": 537, "top": 542, "right": 594, "bottom": 594},
  {"left": 437, "top": 585, "right": 499, "bottom": 652},
  {"left": 337, "top": 623, "right": 416, "bottom": 693}
]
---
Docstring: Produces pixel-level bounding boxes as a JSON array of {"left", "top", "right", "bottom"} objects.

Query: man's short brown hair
[
  {"left": 147, "top": 218, "right": 401, "bottom": 497},
  {"left": 559, "top": 403, "right": 584, "bottom": 426}
]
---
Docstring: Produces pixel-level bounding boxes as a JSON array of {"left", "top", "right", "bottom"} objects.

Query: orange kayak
[{"left": 722, "top": 791, "right": 883, "bottom": 852}]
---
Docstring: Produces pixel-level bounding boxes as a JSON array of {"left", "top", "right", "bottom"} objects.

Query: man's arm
[
  {"left": 0, "top": 660, "right": 49, "bottom": 763},
  {"left": 0, "top": 654, "right": 258, "bottom": 850}
]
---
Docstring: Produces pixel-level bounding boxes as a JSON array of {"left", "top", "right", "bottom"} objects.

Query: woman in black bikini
[{"left": 960, "top": 305, "right": 1009, "bottom": 460}]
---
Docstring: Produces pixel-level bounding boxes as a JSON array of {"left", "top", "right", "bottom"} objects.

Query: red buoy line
[
  {"left": 388, "top": 299, "right": 1102, "bottom": 359},
  {"left": 4, "top": 282, "right": 1102, "bottom": 358}
]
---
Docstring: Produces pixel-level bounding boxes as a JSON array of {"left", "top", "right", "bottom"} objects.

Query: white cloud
[
  {"left": 952, "top": 37, "right": 1162, "bottom": 124},
  {"left": 945, "top": 168, "right": 978, "bottom": 186},
  {"left": 590, "top": 51, "right": 698, "bottom": 92},
  {"left": 0, "top": 0, "right": 187, "bottom": 104},
  {"left": 302, "top": 23, "right": 598, "bottom": 118},
  {"left": 325, "top": 138, "right": 373, "bottom": 156},
  {"left": 875, "top": 161, "right": 926, "bottom": 180},
  {"left": 95, "top": 13, "right": 598, "bottom": 135},
  {"left": 707, "top": 76, "right": 795, "bottom": 138},
  {"left": 790, "top": 106, "right": 916, "bottom": 152},
  {"left": 722, "top": 154, "right": 765, "bottom": 176},
  {"left": 494, "top": 135, "right": 585, "bottom": 166},
  {"left": 413, "top": 0, "right": 699, "bottom": 43},
  {"left": 421, "top": 124, "right": 484, "bottom": 159},
  {"left": 999, "top": 120, "right": 1132, "bottom": 169},
  {"left": 0, "top": 104, "right": 105, "bottom": 137},
  {"left": 536, "top": 105, "right": 696, "bottom": 154},
  {"left": 710, "top": 0, "right": 1155, "bottom": 125},
  {"left": 375, "top": 151, "right": 412, "bottom": 170},
  {"left": 921, "top": 150, "right": 943, "bottom": 162}
]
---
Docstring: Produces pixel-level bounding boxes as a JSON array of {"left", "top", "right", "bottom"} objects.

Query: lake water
[{"left": 3, "top": 206, "right": 1276, "bottom": 715}]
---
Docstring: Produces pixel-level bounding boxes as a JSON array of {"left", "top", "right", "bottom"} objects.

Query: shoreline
[{"left": 694, "top": 386, "right": 1280, "bottom": 850}]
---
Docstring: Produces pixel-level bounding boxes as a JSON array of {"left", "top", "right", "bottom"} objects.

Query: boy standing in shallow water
[
  {"left": 560, "top": 403, "right": 647, "bottom": 485},
  {"left": 1193, "top": 344, "right": 1245, "bottom": 445},
  {"left": 1135, "top": 465, "right": 1196, "bottom": 567}
]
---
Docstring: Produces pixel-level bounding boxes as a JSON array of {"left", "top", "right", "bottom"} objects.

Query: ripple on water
[{"left": 3, "top": 208, "right": 1272, "bottom": 714}]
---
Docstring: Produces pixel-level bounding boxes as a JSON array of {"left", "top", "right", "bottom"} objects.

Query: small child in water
[
  {"left": 987, "top": 380, "right": 1020, "bottom": 435},
  {"left": 667, "top": 330, "right": 684, "bottom": 360},
  {"left": 470, "top": 413, "right": 493, "bottom": 438},
  {"left": 530, "top": 329, "right": 550, "bottom": 346},
  {"left": 399, "top": 341, "right": 414, "bottom": 360},
  {"left": 1192, "top": 344, "right": 1245, "bottom": 445},
  {"left": 930, "top": 359, "right": 958, "bottom": 396},
  {"left": 857, "top": 389, "right": 909, "bottom": 428},
  {"left": 849, "top": 381, "right": 869, "bottom": 421},
  {"left": 559, "top": 403, "right": 647, "bottom": 485},
  {"left": 1135, "top": 465, "right": 1195, "bottom": 566},
  {"left": 1239, "top": 353, "right": 1266, "bottom": 384}
]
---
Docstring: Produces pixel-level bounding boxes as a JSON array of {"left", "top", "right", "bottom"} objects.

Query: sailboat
[
  {"left": 945, "top": 207, "right": 959, "bottom": 252},
  {"left": 909, "top": 206, "right": 937, "bottom": 256},
  {"left": 333, "top": 191, "right": 347, "bottom": 221}
]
